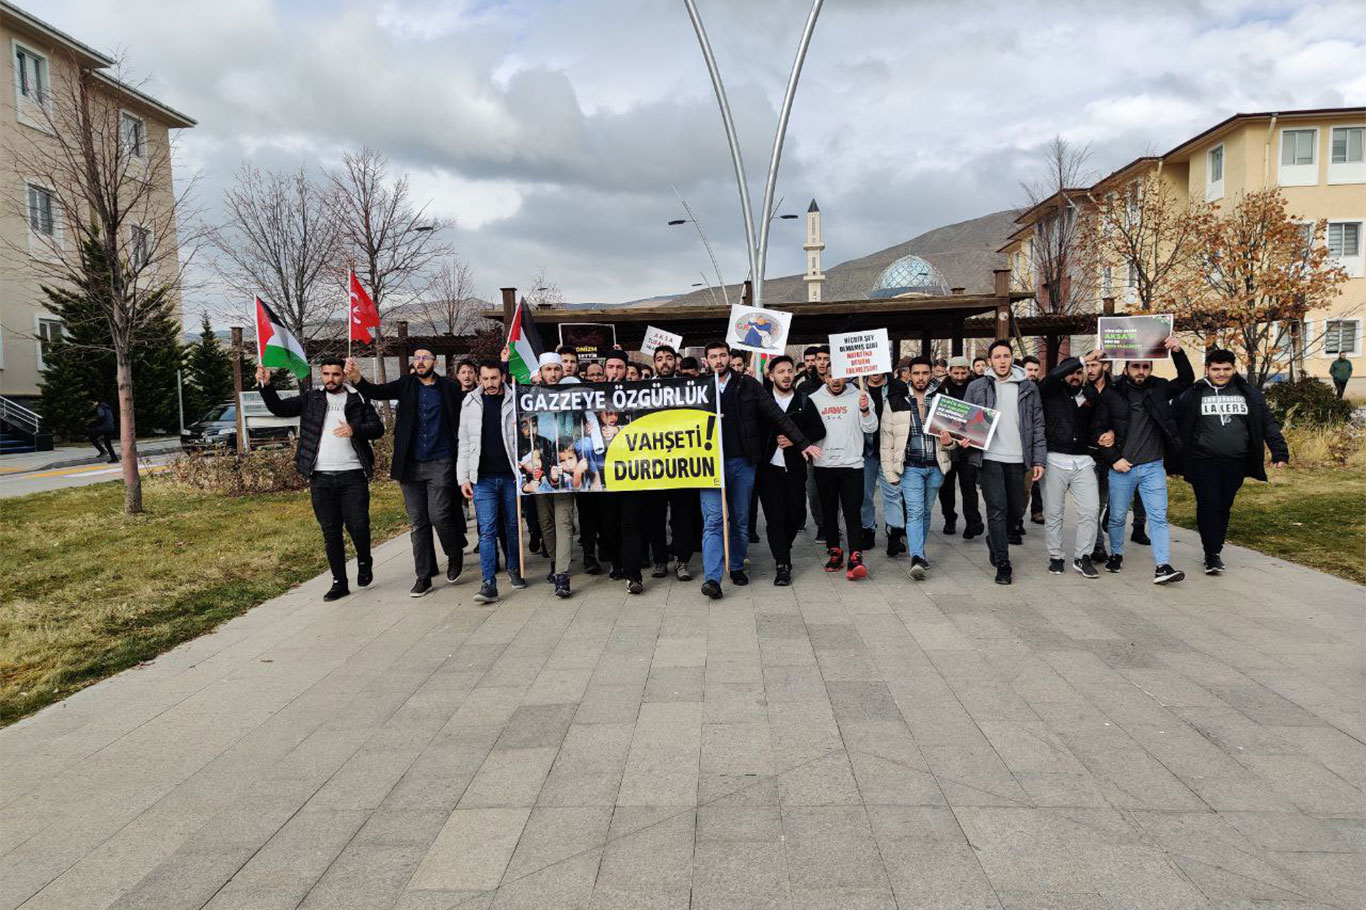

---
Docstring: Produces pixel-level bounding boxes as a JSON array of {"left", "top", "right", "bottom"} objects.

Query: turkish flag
[{"left": 349, "top": 270, "right": 380, "bottom": 343}]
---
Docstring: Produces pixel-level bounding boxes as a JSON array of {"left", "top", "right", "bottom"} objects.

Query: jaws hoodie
[{"left": 802, "top": 384, "right": 878, "bottom": 469}]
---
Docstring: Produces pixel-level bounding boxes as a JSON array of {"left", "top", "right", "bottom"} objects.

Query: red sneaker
[
  {"left": 846, "top": 550, "right": 867, "bottom": 580},
  {"left": 823, "top": 548, "right": 843, "bottom": 572}
]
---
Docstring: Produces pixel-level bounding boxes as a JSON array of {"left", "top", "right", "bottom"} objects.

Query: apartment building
[
  {"left": 1003, "top": 107, "right": 1366, "bottom": 390},
  {"left": 0, "top": 1, "right": 195, "bottom": 406}
]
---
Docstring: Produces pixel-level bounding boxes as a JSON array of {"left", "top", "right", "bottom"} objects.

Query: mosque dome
[{"left": 868, "top": 254, "right": 949, "bottom": 298}]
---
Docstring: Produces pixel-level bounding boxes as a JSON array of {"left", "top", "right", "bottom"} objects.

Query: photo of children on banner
[
  {"left": 519, "top": 399, "right": 608, "bottom": 494},
  {"left": 923, "top": 395, "right": 1001, "bottom": 450},
  {"left": 1097, "top": 314, "right": 1175, "bottom": 360}
]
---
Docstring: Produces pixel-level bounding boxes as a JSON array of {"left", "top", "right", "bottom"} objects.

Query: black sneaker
[
  {"left": 862, "top": 528, "right": 876, "bottom": 550},
  {"left": 962, "top": 522, "right": 984, "bottom": 540},
  {"left": 1048, "top": 558, "right": 1065, "bottom": 575},
  {"left": 473, "top": 582, "right": 499, "bottom": 604},
  {"left": 508, "top": 571, "right": 528, "bottom": 589},
  {"left": 554, "top": 573, "right": 572, "bottom": 598},
  {"left": 995, "top": 563, "right": 1013, "bottom": 585},
  {"left": 545, "top": 568, "right": 556, "bottom": 584},
  {"left": 584, "top": 557, "right": 603, "bottom": 576},
  {"left": 943, "top": 517, "right": 957, "bottom": 535},
  {"left": 887, "top": 529, "right": 906, "bottom": 558},
  {"left": 1105, "top": 554, "right": 1123, "bottom": 573},
  {"left": 730, "top": 570, "right": 749, "bottom": 586},
  {"left": 701, "top": 579, "right": 723, "bottom": 600},
  {"left": 1073, "top": 556, "right": 1099, "bottom": 579},
  {"left": 1090, "top": 547, "right": 1108, "bottom": 564},
  {"left": 651, "top": 562, "right": 669, "bottom": 578},
  {"left": 447, "top": 558, "right": 464, "bottom": 585},
  {"left": 814, "top": 528, "right": 826, "bottom": 543},
  {"left": 357, "top": 565, "right": 373, "bottom": 588},
  {"left": 1204, "top": 554, "right": 1225, "bottom": 575},
  {"left": 909, "top": 556, "right": 928, "bottom": 581},
  {"left": 410, "top": 577, "right": 433, "bottom": 598},
  {"left": 748, "top": 531, "right": 760, "bottom": 544},
  {"left": 1030, "top": 512, "right": 1045, "bottom": 525},
  {"left": 675, "top": 561, "right": 692, "bottom": 581},
  {"left": 774, "top": 565, "right": 792, "bottom": 586},
  {"left": 1154, "top": 564, "right": 1185, "bottom": 585},
  {"left": 626, "top": 579, "right": 644, "bottom": 595},
  {"left": 1008, "top": 533, "right": 1024, "bottom": 546},
  {"left": 324, "top": 582, "right": 350, "bottom": 602},
  {"left": 824, "top": 548, "right": 844, "bottom": 572},
  {"left": 1131, "top": 527, "right": 1151, "bottom": 546}
]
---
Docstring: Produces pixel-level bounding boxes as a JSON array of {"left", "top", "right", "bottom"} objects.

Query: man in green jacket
[{"left": 1330, "top": 352, "right": 1353, "bottom": 399}]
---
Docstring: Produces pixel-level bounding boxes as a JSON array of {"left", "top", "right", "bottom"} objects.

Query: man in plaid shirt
[{"left": 880, "top": 356, "right": 956, "bottom": 579}]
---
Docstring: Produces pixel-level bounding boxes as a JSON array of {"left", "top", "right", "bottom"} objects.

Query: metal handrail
[{"left": 0, "top": 396, "right": 42, "bottom": 434}]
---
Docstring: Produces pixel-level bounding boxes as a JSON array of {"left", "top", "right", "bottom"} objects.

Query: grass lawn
[
  {"left": 0, "top": 477, "right": 411, "bottom": 725},
  {"left": 1167, "top": 465, "right": 1366, "bottom": 585}
]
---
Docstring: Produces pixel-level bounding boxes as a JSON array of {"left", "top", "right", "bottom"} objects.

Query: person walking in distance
[
  {"left": 258, "top": 360, "right": 384, "bottom": 601},
  {"left": 346, "top": 349, "right": 468, "bottom": 597},
  {"left": 1330, "top": 351, "right": 1353, "bottom": 399},
  {"left": 880, "top": 357, "right": 956, "bottom": 579},
  {"left": 1092, "top": 335, "right": 1194, "bottom": 585},
  {"left": 932, "top": 356, "right": 977, "bottom": 538},
  {"left": 457, "top": 361, "right": 528, "bottom": 604},
  {"left": 1172, "top": 348, "right": 1288, "bottom": 575},
  {"left": 1039, "top": 352, "right": 1107, "bottom": 579},
  {"left": 756, "top": 355, "right": 823, "bottom": 586},
  {"left": 88, "top": 399, "right": 118, "bottom": 463},
  {"left": 803, "top": 371, "right": 877, "bottom": 580},
  {"left": 964, "top": 340, "right": 1046, "bottom": 585}
]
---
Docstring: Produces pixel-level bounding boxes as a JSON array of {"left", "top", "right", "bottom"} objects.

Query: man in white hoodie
[{"left": 803, "top": 372, "right": 879, "bottom": 579}]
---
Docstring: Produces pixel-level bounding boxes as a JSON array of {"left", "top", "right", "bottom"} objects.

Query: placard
[
  {"left": 558, "top": 323, "right": 618, "bottom": 365},
  {"left": 830, "top": 328, "right": 892, "bottom": 379},
  {"left": 726, "top": 305, "right": 791, "bottom": 354},
  {"left": 924, "top": 394, "right": 1000, "bottom": 451},
  {"left": 640, "top": 325, "right": 683, "bottom": 357},
  {"left": 1097, "top": 314, "right": 1173, "bottom": 360},
  {"left": 514, "top": 377, "right": 723, "bottom": 494}
]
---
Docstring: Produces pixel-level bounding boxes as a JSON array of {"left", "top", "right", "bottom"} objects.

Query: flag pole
[
  {"left": 346, "top": 268, "right": 352, "bottom": 362},
  {"left": 513, "top": 378, "right": 526, "bottom": 580}
]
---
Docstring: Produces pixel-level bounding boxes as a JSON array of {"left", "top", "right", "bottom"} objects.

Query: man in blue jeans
[
  {"left": 1092, "top": 335, "right": 1194, "bottom": 585},
  {"left": 457, "top": 361, "right": 528, "bottom": 603},
  {"left": 699, "top": 341, "right": 821, "bottom": 599}
]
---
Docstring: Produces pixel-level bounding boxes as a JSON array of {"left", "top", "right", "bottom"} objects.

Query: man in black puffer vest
[{"left": 258, "top": 358, "right": 385, "bottom": 601}]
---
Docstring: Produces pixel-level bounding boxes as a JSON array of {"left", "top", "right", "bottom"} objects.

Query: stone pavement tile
[
  {"left": 697, "top": 806, "right": 784, "bottom": 843},
  {"left": 756, "top": 613, "right": 807, "bottom": 641},
  {"left": 1235, "top": 752, "right": 1365, "bottom": 816},
  {"left": 1206, "top": 683, "right": 1327, "bottom": 728},
  {"left": 705, "top": 650, "right": 765, "bottom": 685},
  {"left": 457, "top": 747, "right": 558, "bottom": 808},
  {"left": 1169, "top": 706, "right": 1303, "bottom": 755},
  {"left": 393, "top": 888, "right": 495, "bottom": 909},
  {"left": 758, "top": 637, "right": 819, "bottom": 668},
  {"left": 1132, "top": 726, "right": 1301, "bottom": 812},
  {"left": 865, "top": 804, "right": 967, "bottom": 844},
  {"left": 493, "top": 704, "right": 577, "bottom": 750},
  {"left": 106, "top": 845, "right": 258, "bottom": 910},
  {"left": 703, "top": 681, "right": 769, "bottom": 723},
  {"left": 298, "top": 842, "right": 426, "bottom": 909},
  {"left": 1220, "top": 810, "right": 1363, "bottom": 854},
  {"left": 382, "top": 725, "right": 501, "bottom": 813},
  {"left": 921, "top": 745, "right": 1032, "bottom": 807},
  {"left": 595, "top": 807, "right": 695, "bottom": 896},
  {"left": 407, "top": 807, "right": 531, "bottom": 891},
  {"left": 824, "top": 681, "right": 903, "bottom": 723},
  {"left": 930, "top": 651, "right": 1039, "bottom": 721},
  {"left": 537, "top": 722, "right": 635, "bottom": 808},
  {"left": 445, "top": 686, "right": 528, "bottom": 729},
  {"left": 849, "top": 748, "right": 945, "bottom": 806},
  {"left": 652, "top": 637, "right": 707, "bottom": 668},
  {"left": 491, "top": 849, "right": 602, "bottom": 910},
  {"left": 211, "top": 807, "right": 367, "bottom": 899},
  {"left": 203, "top": 887, "right": 308, "bottom": 909},
  {"left": 575, "top": 683, "right": 644, "bottom": 724},
  {"left": 978, "top": 720, "right": 1089, "bottom": 776},
  {"left": 308, "top": 746, "right": 424, "bottom": 810},
  {"left": 995, "top": 892, "right": 1113, "bottom": 909},
  {"left": 879, "top": 840, "right": 1004, "bottom": 909},
  {"left": 781, "top": 807, "right": 891, "bottom": 893},
  {"left": 1119, "top": 668, "right": 1225, "bottom": 708},
  {"left": 887, "top": 676, "right": 992, "bottom": 747},
  {"left": 1262, "top": 724, "right": 1366, "bottom": 788},
  {"left": 522, "top": 666, "right": 594, "bottom": 705},
  {"left": 589, "top": 887, "right": 690, "bottom": 909},
  {"left": 1265, "top": 850, "right": 1364, "bottom": 908},
  {"left": 1053, "top": 733, "right": 1206, "bottom": 811},
  {"left": 762, "top": 664, "right": 828, "bottom": 703},
  {"left": 354, "top": 809, "right": 452, "bottom": 847},
  {"left": 616, "top": 703, "right": 702, "bottom": 807},
  {"left": 813, "top": 648, "right": 882, "bottom": 683},
  {"left": 691, "top": 841, "right": 790, "bottom": 910},
  {"left": 545, "top": 637, "right": 608, "bottom": 670},
  {"left": 503, "top": 807, "right": 612, "bottom": 880},
  {"left": 767, "top": 700, "right": 843, "bottom": 773},
  {"left": 788, "top": 889, "right": 895, "bottom": 910},
  {"left": 777, "top": 749, "right": 862, "bottom": 807},
  {"left": 644, "top": 666, "right": 706, "bottom": 702}
]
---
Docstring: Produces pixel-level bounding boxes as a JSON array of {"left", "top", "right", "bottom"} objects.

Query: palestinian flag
[
  {"left": 254, "top": 296, "right": 310, "bottom": 381},
  {"left": 506, "top": 297, "right": 544, "bottom": 384}
]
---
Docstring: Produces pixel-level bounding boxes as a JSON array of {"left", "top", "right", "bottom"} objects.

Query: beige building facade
[{"left": 0, "top": 1, "right": 194, "bottom": 404}]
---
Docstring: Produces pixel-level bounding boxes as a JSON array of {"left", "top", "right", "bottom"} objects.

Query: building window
[
  {"left": 1329, "top": 126, "right": 1365, "bottom": 184},
  {"left": 36, "top": 317, "right": 63, "bottom": 370},
  {"left": 27, "top": 184, "right": 54, "bottom": 235},
  {"left": 1323, "top": 319, "right": 1360, "bottom": 356},
  {"left": 1328, "top": 222, "right": 1361, "bottom": 258},
  {"left": 1206, "top": 144, "right": 1224, "bottom": 200},
  {"left": 120, "top": 112, "right": 146, "bottom": 158},
  {"left": 14, "top": 44, "right": 47, "bottom": 103},
  {"left": 131, "top": 225, "right": 151, "bottom": 268},
  {"left": 1278, "top": 128, "right": 1319, "bottom": 186}
]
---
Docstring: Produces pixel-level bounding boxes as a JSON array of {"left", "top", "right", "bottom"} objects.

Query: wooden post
[
  {"left": 951, "top": 318, "right": 965, "bottom": 356},
  {"left": 397, "top": 321, "right": 410, "bottom": 375},
  {"left": 993, "top": 268, "right": 1013, "bottom": 348},
  {"left": 501, "top": 287, "right": 517, "bottom": 333},
  {"left": 920, "top": 329, "right": 933, "bottom": 358},
  {"left": 231, "top": 326, "right": 247, "bottom": 455}
]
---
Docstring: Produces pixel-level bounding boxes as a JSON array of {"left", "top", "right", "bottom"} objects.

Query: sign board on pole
[
  {"left": 558, "top": 323, "right": 618, "bottom": 365},
  {"left": 1097, "top": 314, "right": 1174, "bottom": 360},
  {"left": 640, "top": 325, "right": 683, "bottom": 357},
  {"left": 924, "top": 394, "right": 1000, "bottom": 451},
  {"left": 726, "top": 305, "right": 791, "bottom": 354},
  {"left": 829, "top": 328, "right": 892, "bottom": 379}
]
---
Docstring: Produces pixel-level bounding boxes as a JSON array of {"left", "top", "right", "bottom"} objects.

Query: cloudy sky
[{"left": 36, "top": 0, "right": 1366, "bottom": 318}]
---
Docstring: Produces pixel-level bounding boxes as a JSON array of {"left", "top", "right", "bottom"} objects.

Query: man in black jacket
[
  {"left": 756, "top": 355, "right": 824, "bottom": 586},
  {"left": 258, "top": 359, "right": 385, "bottom": 601},
  {"left": 1039, "top": 353, "right": 1106, "bottom": 579},
  {"left": 795, "top": 344, "right": 831, "bottom": 538},
  {"left": 345, "top": 349, "right": 467, "bottom": 597},
  {"left": 1092, "top": 337, "right": 1193, "bottom": 584},
  {"left": 700, "top": 341, "right": 821, "bottom": 599},
  {"left": 930, "top": 356, "right": 977, "bottom": 537},
  {"left": 1173, "top": 349, "right": 1289, "bottom": 575},
  {"left": 88, "top": 400, "right": 117, "bottom": 463}
]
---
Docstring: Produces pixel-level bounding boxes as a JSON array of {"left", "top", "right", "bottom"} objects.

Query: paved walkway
[{"left": 1, "top": 510, "right": 1362, "bottom": 910}]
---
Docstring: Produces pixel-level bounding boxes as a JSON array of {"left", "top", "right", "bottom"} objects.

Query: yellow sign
[{"left": 603, "top": 409, "right": 721, "bottom": 491}]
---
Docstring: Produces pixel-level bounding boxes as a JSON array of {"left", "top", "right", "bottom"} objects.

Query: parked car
[{"left": 180, "top": 391, "right": 300, "bottom": 453}]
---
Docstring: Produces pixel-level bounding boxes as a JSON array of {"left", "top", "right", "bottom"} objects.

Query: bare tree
[
  {"left": 1018, "top": 137, "right": 1099, "bottom": 328},
  {"left": 2, "top": 54, "right": 199, "bottom": 513},
  {"left": 209, "top": 163, "right": 341, "bottom": 349},
  {"left": 524, "top": 266, "right": 565, "bottom": 309},
  {"left": 326, "top": 148, "right": 450, "bottom": 382},
  {"left": 410, "top": 256, "right": 484, "bottom": 375}
]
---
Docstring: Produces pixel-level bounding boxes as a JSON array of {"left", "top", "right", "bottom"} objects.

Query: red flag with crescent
[{"left": 349, "top": 270, "right": 380, "bottom": 343}]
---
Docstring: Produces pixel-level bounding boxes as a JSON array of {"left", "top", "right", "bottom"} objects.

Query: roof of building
[{"left": 868, "top": 254, "right": 950, "bottom": 298}]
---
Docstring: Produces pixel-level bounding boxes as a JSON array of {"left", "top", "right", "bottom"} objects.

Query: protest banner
[
  {"left": 558, "top": 323, "right": 618, "bottom": 365},
  {"left": 924, "top": 394, "right": 1000, "bottom": 451},
  {"left": 830, "top": 328, "right": 892, "bottom": 379},
  {"left": 1097, "top": 314, "right": 1174, "bottom": 360},
  {"left": 640, "top": 325, "right": 683, "bottom": 357},
  {"left": 726, "top": 305, "right": 791, "bottom": 354},
  {"left": 515, "top": 377, "right": 723, "bottom": 494}
]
